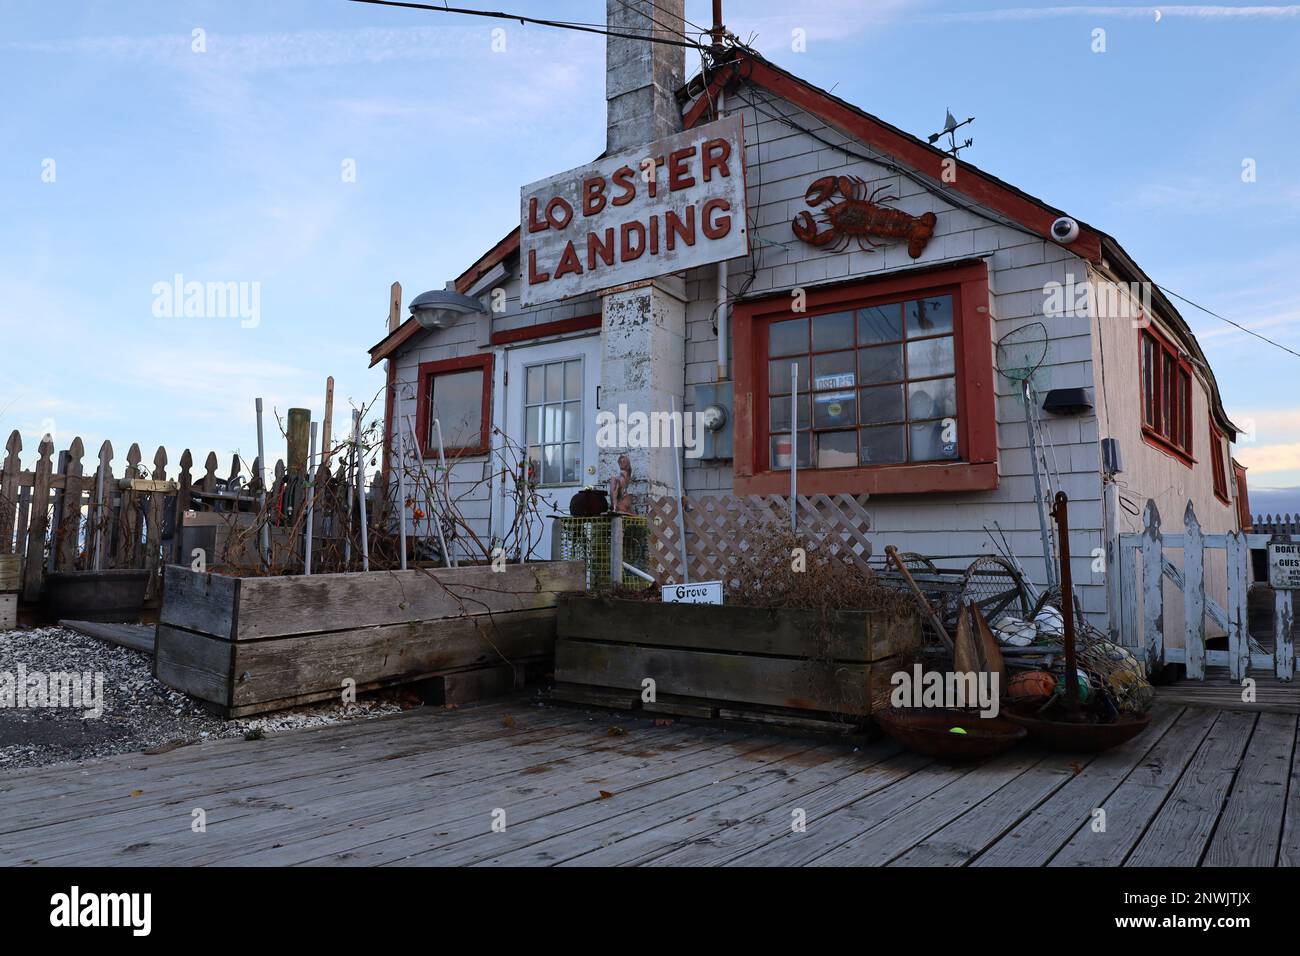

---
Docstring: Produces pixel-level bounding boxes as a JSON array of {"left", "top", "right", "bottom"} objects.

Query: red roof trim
[
  {"left": 454, "top": 227, "right": 520, "bottom": 295},
  {"left": 690, "top": 53, "right": 1103, "bottom": 264}
]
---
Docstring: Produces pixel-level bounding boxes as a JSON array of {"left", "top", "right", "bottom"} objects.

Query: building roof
[{"left": 367, "top": 47, "right": 1236, "bottom": 438}]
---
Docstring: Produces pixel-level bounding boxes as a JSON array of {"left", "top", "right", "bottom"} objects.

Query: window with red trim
[
  {"left": 1210, "top": 422, "right": 1229, "bottom": 504},
  {"left": 415, "top": 354, "right": 493, "bottom": 458},
  {"left": 732, "top": 261, "right": 998, "bottom": 496},
  {"left": 1233, "top": 459, "right": 1251, "bottom": 529},
  {"left": 1140, "top": 327, "right": 1192, "bottom": 463}
]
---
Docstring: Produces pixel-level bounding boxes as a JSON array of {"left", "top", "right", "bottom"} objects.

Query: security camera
[{"left": 1050, "top": 217, "right": 1080, "bottom": 244}]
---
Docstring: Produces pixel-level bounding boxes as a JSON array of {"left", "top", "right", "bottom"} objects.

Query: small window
[
  {"left": 1140, "top": 328, "right": 1192, "bottom": 462},
  {"left": 1210, "top": 423, "right": 1229, "bottom": 504},
  {"left": 524, "top": 357, "right": 584, "bottom": 486},
  {"left": 416, "top": 355, "right": 493, "bottom": 457}
]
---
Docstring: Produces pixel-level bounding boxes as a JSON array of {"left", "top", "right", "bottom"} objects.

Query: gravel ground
[{"left": 0, "top": 626, "right": 410, "bottom": 770}]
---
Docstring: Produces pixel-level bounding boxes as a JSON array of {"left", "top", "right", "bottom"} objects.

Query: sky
[{"left": 1, "top": 0, "right": 1298, "bottom": 511}]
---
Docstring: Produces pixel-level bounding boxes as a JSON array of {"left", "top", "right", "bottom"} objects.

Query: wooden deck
[{"left": 1, "top": 698, "right": 1296, "bottom": 866}]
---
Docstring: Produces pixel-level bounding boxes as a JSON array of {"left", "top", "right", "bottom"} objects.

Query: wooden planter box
[
  {"left": 553, "top": 596, "right": 922, "bottom": 724},
  {"left": 155, "top": 561, "right": 585, "bottom": 717}
]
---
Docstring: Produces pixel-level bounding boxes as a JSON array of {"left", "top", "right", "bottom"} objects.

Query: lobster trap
[{"left": 555, "top": 515, "right": 651, "bottom": 591}]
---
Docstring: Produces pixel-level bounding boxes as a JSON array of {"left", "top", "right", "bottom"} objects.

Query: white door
[{"left": 502, "top": 335, "right": 600, "bottom": 559}]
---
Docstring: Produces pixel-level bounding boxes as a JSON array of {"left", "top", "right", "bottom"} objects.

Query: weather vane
[{"left": 927, "top": 109, "right": 975, "bottom": 158}]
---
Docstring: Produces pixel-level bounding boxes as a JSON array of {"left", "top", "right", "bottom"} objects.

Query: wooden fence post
[
  {"left": 1183, "top": 501, "right": 1205, "bottom": 680},
  {"left": 0, "top": 431, "right": 21, "bottom": 554},
  {"left": 173, "top": 449, "right": 192, "bottom": 564},
  {"left": 1141, "top": 499, "right": 1164, "bottom": 671},
  {"left": 91, "top": 440, "right": 113, "bottom": 571},
  {"left": 21, "top": 435, "right": 54, "bottom": 601},
  {"left": 1277, "top": 587, "right": 1295, "bottom": 683},
  {"left": 55, "top": 437, "right": 85, "bottom": 571},
  {"left": 142, "top": 446, "right": 167, "bottom": 601},
  {"left": 1226, "top": 530, "right": 1249, "bottom": 681}
]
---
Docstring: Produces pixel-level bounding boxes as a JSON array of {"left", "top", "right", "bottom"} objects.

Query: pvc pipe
[
  {"left": 304, "top": 421, "right": 316, "bottom": 575},
  {"left": 789, "top": 370, "right": 797, "bottom": 524},
  {"left": 671, "top": 395, "right": 690, "bottom": 584},
  {"left": 715, "top": 91, "right": 729, "bottom": 382},
  {"left": 396, "top": 413, "right": 408, "bottom": 571}
]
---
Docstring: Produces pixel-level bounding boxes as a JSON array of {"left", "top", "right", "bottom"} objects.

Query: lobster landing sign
[{"left": 519, "top": 115, "right": 748, "bottom": 307}]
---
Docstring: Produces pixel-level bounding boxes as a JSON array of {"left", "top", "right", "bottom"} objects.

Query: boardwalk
[{"left": 1, "top": 698, "right": 1296, "bottom": 866}]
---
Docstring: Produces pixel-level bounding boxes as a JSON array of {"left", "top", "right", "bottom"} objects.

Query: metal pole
[
  {"left": 1053, "top": 491, "right": 1080, "bottom": 718},
  {"left": 354, "top": 409, "right": 369, "bottom": 572},
  {"left": 671, "top": 395, "right": 690, "bottom": 584},
  {"left": 343, "top": 413, "right": 354, "bottom": 568},
  {"left": 790, "top": 363, "right": 798, "bottom": 532},
  {"left": 396, "top": 409, "right": 408, "bottom": 572},
  {"left": 304, "top": 421, "right": 316, "bottom": 575},
  {"left": 255, "top": 397, "right": 270, "bottom": 570},
  {"left": 1024, "top": 381, "right": 1056, "bottom": 590}
]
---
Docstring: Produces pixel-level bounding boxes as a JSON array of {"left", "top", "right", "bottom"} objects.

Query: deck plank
[
  {"left": 1202, "top": 712, "right": 1295, "bottom": 867},
  {"left": 970, "top": 704, "right": 1184, "bottom": 867},
  {"left": 889, "top": 751, "right": 1091, "bottom": 867},
  {"left": 1125, "top": 710, "right": 1258, "bottom": 867},
  {"left": 643, "top": 751, "right": 930, "bottom": 867}
]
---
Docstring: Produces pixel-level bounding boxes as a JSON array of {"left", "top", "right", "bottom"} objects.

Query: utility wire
[
  {"left": 1157, "top": 286, "right": 1300, "bottom": 361},
  {"left": 347, "top": 0, "right": 709, "bottom": 49}
]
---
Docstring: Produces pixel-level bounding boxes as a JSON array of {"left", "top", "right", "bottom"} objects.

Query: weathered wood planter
[
  {"left": 553, "top": 596, "right": 922, "bottom": 725},
  {"left": 155, "top": 561, "right": 585, "bottom": 717}
]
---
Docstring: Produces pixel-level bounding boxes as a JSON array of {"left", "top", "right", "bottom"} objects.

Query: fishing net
[{"left": 995, "top": 321, "right": 1049, "bottom": 383}]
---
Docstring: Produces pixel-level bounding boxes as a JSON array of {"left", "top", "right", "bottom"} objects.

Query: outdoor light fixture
[{"left": 408, "top": 284, "right": 487, "bottom": 331}]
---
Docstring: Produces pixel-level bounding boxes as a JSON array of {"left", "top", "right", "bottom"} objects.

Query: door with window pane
[
  {"left": 503, "top": 336, "right": 599, "bottom": 560},
  {"left": 765, "top": 293, "right": 960, "bottom": 471}
]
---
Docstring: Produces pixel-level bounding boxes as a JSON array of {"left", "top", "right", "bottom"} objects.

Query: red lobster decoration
[{"left": 792, "top": 175, "right": 937, "bottom": 258}]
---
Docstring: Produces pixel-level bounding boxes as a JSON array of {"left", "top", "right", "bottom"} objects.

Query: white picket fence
[{"left": 1118, "top": 499, "right": 1294, "bottom": 682}]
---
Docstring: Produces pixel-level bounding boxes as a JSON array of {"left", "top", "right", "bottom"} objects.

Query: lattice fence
[{"left": 646, "top": 493, "right": 873, "bottom": 585}]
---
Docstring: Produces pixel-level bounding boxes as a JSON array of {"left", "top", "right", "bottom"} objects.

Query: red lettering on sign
[
  {"left": 702, "top": 138, "right": 731, "bottom": 182},
  {"left": 554, "top": 240, "right": 583, "bottom": 279},
  {"left": 648, "top": 213, "right": 659, "bottom": 255},
  {"left": 587, "top": 228, "right": 615, "bottom": 270},
  {"left": 527, "top": 249, "right": 550, "bottom": 285},
  {"left": 668, "top": 146, "right": 696, "bottom": 191},
  {"left": 702, "top": 198, "right": 731, "bottom": 239},
  {"left": 666, "top": 206, "right": 696, "bottom": 250},
  {"left": 545, "top": 197, "right": 573, "bottom": 231},
  {"left": 620, "top": 221, "right": 646, "bottom": 261},
  {"left": 582, "top": 176, "right": 606, "bottom": 216},
  {"left": 527, "top": 197, "right": 549, "bottom": 234},
  {"left": 611, "top": 166, "right": 636, "bottom": 206}
]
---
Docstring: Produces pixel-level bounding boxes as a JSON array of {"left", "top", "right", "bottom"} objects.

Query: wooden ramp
[
  {"left": 0, "top": 699, "right": 1295, "bottom": 866},
  {"left": 59, "top": 619, "right": 155, "bottom": 655}
]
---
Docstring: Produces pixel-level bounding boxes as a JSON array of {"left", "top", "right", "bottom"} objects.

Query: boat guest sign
[
  {"left": 1268, "top": 541, "right": 1300, "bottom": 589},
  {"left": 519, "top": 115, "right": 747, "bottom": 307}
]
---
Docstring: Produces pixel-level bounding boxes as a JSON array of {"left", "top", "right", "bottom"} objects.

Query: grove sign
[{"left": 519, "top": 115, "right": 748, "bottom": 307}]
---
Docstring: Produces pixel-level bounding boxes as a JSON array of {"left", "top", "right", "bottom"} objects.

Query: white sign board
[
  {"left": 1268, "top": 542, "right": 1300, "bottom": 589},
  {"left": 661, "top": 580, "right": 724, "bottom": 605},
  {"left": 519, "top": 115, "right": 748, "bottom": 307}
]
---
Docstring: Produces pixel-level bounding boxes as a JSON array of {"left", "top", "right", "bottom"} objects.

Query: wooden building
[{"left": 366, "top": 1, "right": 1247, "bottom": 644}]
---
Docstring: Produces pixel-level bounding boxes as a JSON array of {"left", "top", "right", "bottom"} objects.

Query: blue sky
[{"left": 2, "top": 1, "right": 1298, "bottom": 510}]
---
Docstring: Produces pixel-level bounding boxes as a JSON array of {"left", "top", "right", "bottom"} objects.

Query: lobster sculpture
[{"left": 792, "top": 175, "right": 937, "bottom": 258}]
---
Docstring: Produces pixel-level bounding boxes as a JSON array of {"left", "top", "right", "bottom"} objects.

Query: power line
[
  {"left": 347, "top": 0, "right": 709, "bottom": 49},
  {"left": 1157, "top": 286, "right": 1300, "bottom": 361}
]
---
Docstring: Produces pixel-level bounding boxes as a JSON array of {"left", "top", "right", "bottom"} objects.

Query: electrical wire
[
  {"left": 1157, "top": 285, "right": 1300, "bottom": 361},
  {"left": 347, "top": 0, "right": 709, "bottom": 50}
]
